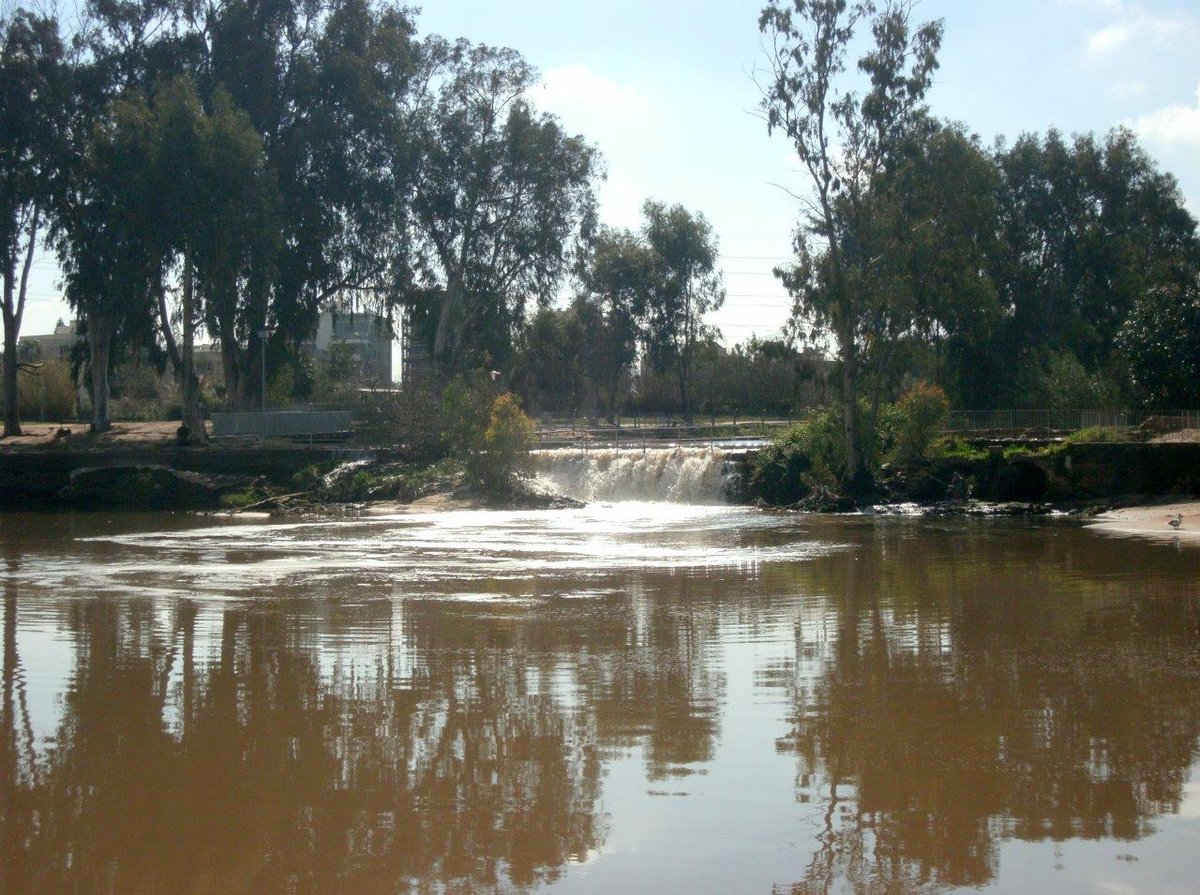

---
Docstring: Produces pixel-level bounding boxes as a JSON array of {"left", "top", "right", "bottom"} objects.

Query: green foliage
[
  {"left": 1060, "top": 426, "right": 1131, "bottom": 445},
  {"left": 441, "top": 376, "right": 534, "bottom": 493},
  {"left": 478, "top": 393, "right": 535, "bottom": 490},
  {"left": 929, "top": 436, "right": 986, "bottom": 461},
  {"left": 292, "top": 464, "right": 327, "bottom": 491},
  {"left": 878, "top": 382, "right": 951, "bottom": 464},
  {"left": 1117, "top": 279, "right": 1200, "bottom": 408},
  {"left": 219, "top": 488, "right": 263, "bottom": 509},
  {"left": 750, "top": 405, "right": 847, "bottom": 504},
  {"left": 267, "top": 362, "right": 296, "bottom": 408},
  {"left": 1012, "top": 349, "right": 1121, "bottom": 410}
]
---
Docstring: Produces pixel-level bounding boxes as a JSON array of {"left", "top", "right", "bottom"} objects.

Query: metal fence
[
  {"left": 211, "top": 410, "right": 352, "bottom": 439},
  {"left": 945, "top": 409, "right": 1200, "bottom": 440},
  {"left": 533, "top": 409, "right": 1200, "bottom": 448}
]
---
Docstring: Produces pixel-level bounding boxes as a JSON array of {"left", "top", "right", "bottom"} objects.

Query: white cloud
[
  {"left": 596, "top": 174, "right": 646, "bottom": 232},
  {"left": 1109, "top": 79, "right": 1148, "bottom": 101},
  {"left": 534, "top": 65, "right": 650, "bottom": 121},
  {"left": 1067, "top": 0, "right": 1200, "bottom": 58},
  {"left": 1086, "top": 22, "right": 1133, "bottom": 55},
  {"left": 1130, "top": 80, "right": 1200, "bottom": 149}
]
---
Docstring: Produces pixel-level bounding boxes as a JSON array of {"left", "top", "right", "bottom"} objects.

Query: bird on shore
[{"left": 1169, "top": 514, "right": 1183, "bottom": 530}]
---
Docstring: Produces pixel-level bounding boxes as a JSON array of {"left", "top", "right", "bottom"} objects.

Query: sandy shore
[{"left": 1088, "top": 500, "right": 1200, "bottom": 541}]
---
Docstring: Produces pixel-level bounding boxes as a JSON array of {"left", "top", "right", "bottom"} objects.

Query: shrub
[
  {"left": 749, "top": 404, "right": 846, "bottom": 503},
  {"left": 879, "top": 381, "right": 950, "bottom": 464},
  {"left": 474, "top": 393, "right": 535, "bottom": 491},
  {"left": 1061, "top": 425, "right": 1129, "bottom": 445},
  {"left": 441, "top": 375, "right": 535, "bottom": 494}
]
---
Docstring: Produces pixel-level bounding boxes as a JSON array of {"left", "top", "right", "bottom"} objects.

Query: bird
[{"left": 1168, "top": 514, "right": 1183, "bottom": 530}]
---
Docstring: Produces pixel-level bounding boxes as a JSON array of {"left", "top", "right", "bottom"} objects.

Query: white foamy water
[
  {"left": 533, "top": 446, "right": 735, "bottom": 503},
  {"left": 11, "top": 502, "right": 836, "bottom": 602}
]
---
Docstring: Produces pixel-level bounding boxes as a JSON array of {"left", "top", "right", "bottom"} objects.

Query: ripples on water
[{"left": 2, "top": 501, "right": 1200, "bottom": 894}]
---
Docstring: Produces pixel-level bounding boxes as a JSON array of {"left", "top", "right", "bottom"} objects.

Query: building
[
  {"left": 18, "top": 321, "right": 79, "bottom": 362},
  {"left": 306, "top": 308, "right": 393, "bottom": 385}
]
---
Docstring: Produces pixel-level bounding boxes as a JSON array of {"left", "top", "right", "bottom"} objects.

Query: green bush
[
  {"left": 879, "top": 381, "right": 950, "bottom": 464},
  {"left": 929, "top": 435, "right": 985, "bottom": 461},
  {"left": 441, "top": 375, "right": 535, "bottom": 494},
  {"left": 474, "top": 393, "right": 535, "bottom": 491},
  {"left": 1061, "top": 425, "right": 1130, "bottom": 445},
  {"left": 749, "top": 404, "right": 846, "bottom": 503}
]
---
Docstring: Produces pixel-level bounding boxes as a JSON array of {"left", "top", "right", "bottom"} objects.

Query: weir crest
[{"left": 533, "top": 446, "right": 739, "bottom": 504}]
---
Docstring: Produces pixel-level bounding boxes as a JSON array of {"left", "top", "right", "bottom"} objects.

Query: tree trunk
[
  {"left": 606, "top": 367, "right": 623, "bottom": 426},
  {"left": 838, "top": 321, "right": 870, "bottom": 495},
  {"left": 2, "top": 293, "right": 19, "bottom": 437},
  {"left": 179, "top": 248, "right": 208, "bottom": 444},
  {"left": 678, "top": 355, "right": 691, "bottom": 426},
  {"left": 3, "top": 211, "right": 39, "bottom": 437},
  {"left": 219, "top": 334, "right": 240, "bottom": 408},
  {"left": 87, "top": 314, "right": 114, "bottom": 433},
  {"left": 433, "top": 270, "right": 462, "bottom": 369}
]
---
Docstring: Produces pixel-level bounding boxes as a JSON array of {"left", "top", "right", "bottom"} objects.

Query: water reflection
[
  {"left": 770, "top": 521, "right": 1200, "bottom": 892},
  {"left": 1, "top": 511, "right": 1199, "bottom": 893}
]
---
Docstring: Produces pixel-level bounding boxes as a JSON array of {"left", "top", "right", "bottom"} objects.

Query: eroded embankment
[
  {"left": 0, "top": 445, "right": 360, "bottom": 509},
  {"left": 880, "top": 442, "right": 1200, "bottom": 504}
]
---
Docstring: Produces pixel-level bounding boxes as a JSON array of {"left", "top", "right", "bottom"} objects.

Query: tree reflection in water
[
  {"left": 0, "top": 568, "right": 725, "bottom": 893},
  {"left": 770, "top": 522, "right": 1200, "bottom": 893},
  {"left": 2, "top": 515, "right": 1200, "bottom": 893}
]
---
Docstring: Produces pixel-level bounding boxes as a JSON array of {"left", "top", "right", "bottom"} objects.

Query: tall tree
[
  {"left": 759, "top": 0, "right": 942, "bottom": 492},
  {"left": 851, "top": 119, "right": 1001, "bottom": 411},
  {"left": 412, "top": 43, "right": 598, "bottom": 374},
  {"left": 641, "top": 201, "right": 725, "bottom": 425},
  {"left": 58, "top": 90, "right": 164, "bottom": 432},
  {"left": 201, "top": 0, "right": 426, "bottom": 405},
  {"left": 574, "top": 226, "right": 654, "bottom": 423},
  {"left": 151, "top": 78, "right": 279, "bottom": 442},
  {"left": 1, "top": 11, "right": 66, "bottom": 436},
  {"left": 990, "top": 128, "right": 1200, "bottom": 405}
]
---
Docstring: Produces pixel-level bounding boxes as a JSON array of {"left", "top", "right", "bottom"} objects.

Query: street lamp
[{"left": 258, "top": 329, "right": 272, "bottom": 440}]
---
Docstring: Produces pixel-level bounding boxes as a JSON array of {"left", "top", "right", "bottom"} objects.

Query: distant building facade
[
  {"left": 18, "top": 308, "right": 393, "bottom": 392},
  {"left": 18, "top": 321, "right": 79, "bottom": 362},
  {"left": 305, "top": 308, "right": 393, "bottom": 385}
]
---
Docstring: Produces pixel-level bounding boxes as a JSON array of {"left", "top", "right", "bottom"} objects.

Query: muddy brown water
[{"left": 2, "top": 504, "right": 1198, "bottom": 893}]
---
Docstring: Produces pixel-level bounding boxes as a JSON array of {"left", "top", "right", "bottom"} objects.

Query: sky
[{"left": 20, "top": 0, "right": 1200, "bottom": 362}]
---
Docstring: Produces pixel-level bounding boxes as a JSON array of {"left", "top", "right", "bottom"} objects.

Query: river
[{"left": 2, "top": 476, "right": 1200, "bottom": 892}]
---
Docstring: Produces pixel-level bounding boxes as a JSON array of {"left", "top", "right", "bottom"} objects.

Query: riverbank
[
  {"left": 1087, "top": 500, "right": 1200, "bottom": 541},
  {"left": 4, "top": 422, "right": 1199, "bottom": 516}
]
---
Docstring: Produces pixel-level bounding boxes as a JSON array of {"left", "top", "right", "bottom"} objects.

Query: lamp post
[{"left": 258, "top": 329, "right": 271, "bottom": 440}]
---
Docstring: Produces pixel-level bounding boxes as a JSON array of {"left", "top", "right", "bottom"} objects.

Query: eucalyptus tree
[
  {"left": 759, "top": 0, "right": 943, "bottom": 491},
  {"left": 53, "top": 0, "right": 201, "bottom": 431},
  {"left": 990, "top": 128, "right": 1200, "bottom": 405},
  {"left": 849, "top": 119, "right": 1001, "bottom": 410},
  {"left": 1, "top": 10, "right": 66, "bottom": 436},
  {"left": 148, "top": 79, "right": 279, "bottom": 441},
  {"left": 411, "top": 43, "right": 599, "bottom": 373},
  {"left": 197, "top": 0, "right": 427, "bottom": 404},
  {"left": 58, "top": 90, "right": 164, "bottom": 431},
  {"left": 573, "top": 226, "right": 654, "bottom": 423},
  {"left": 640, "top": 201, "right": 724, "bottom": 425}
]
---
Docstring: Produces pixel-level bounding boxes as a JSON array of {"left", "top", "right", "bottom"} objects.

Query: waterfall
[{"left": 533, "top": 446, "right": 738, "bottom": 504}]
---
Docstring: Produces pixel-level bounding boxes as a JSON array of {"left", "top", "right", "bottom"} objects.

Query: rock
[{"left": 60, "top": 464, "right": 221, "bottom": 510}]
